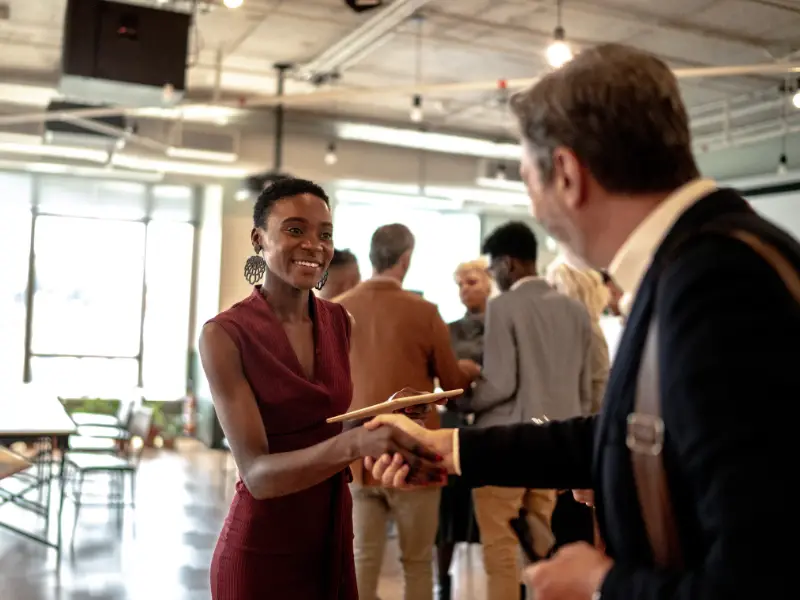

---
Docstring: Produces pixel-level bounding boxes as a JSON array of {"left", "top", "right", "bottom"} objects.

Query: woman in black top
[{"left": 436, "top": 259, "right": 492, "bottom": 600}]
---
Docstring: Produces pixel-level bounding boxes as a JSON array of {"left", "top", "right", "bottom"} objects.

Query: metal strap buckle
[{"left": 626, "top": 413, "right": 665, "bottom": 456}]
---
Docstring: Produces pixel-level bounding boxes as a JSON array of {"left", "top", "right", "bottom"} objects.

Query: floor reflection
[{"left": 0, "top": 440, "right": 486, "bottom": 600}]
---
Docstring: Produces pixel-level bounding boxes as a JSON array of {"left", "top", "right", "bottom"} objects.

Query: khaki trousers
[
  {"left": 473, "top": 487, "right": 557, "bottom": 600},
  {"left": 351, "top": 484, "right": 441, "bottom": 600}
]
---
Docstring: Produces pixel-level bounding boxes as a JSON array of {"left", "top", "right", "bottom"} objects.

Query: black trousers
[{"left": 550, "top": 491, "right": 595, "bottom": 552}]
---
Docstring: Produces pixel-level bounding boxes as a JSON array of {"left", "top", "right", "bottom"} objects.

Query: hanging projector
[{"left": 344, "top": 0, "right": 383, "bottom": 13}]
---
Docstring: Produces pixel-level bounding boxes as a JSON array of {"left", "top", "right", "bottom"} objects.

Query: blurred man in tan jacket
[{"left": 336, "top": 223, "right": 478, "bottom": 600}]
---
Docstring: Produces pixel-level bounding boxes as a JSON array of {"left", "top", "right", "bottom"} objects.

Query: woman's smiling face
[{"left": 254, "top": 192, "right": 334, "bottom": 291}]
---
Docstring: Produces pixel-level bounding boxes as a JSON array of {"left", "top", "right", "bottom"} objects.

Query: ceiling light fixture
[
  {"left": 336, "top": 123, "right": 522, "bottom": 160},
  {"left": 336, "top": 189, "right": 463, "bottom": 211},
  {"left": 112, "top": 154, "right": 248, "bottom": 178},
  {"left": 778, "top": 153, "right": 789, "bottom": 175},
  {"left": 223, "top": 0, "right": 244, "bottom": 8},
  {"left": 410, "top": 94, "right": 424, "bottom": 123},
  {"left": 793, "top": 90, "right": 800, "bottom": 109},
  {"left": 166, "top": 146, "right": 238, "bottom": 163},
  {"left": 546, "top": 0, "right": 572, "bottom": 69},
  {"left": 546, "top": 26, "right": 572, "bottom": 69},
  {"left": 324, "top": 142, "right": 338, "bottom": 166}
]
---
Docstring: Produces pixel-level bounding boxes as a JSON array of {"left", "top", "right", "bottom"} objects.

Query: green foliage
[{"left": 60, "top": 397, "right": 119, "bottom": 416}]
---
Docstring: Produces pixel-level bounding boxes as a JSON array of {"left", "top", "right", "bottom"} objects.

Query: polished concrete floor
[{"left": 0, "top": 441, "right": 486, "bottom": 600}]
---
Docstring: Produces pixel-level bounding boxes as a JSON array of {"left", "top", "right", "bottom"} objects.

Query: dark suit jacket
[{"left": 458, "top": 189, "right": 798, "bottom": 600}]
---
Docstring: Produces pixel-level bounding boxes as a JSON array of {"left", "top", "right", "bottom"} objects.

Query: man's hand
[
  {"left": 572, "top": 489, "right": 594, "bottom": 506},
  {"left": 363, "top": 414, "right": 457, "bottom": 485},
  {"left": 523, "top": 542, "right": 612, "bottom": 600}
]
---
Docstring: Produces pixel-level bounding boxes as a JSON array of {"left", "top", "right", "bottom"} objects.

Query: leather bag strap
[{"left": 630, "top": 229, "right": 800, "bottom": 568}]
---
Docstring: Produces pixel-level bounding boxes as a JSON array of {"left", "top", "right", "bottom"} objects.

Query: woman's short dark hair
[{"left": 253, "top": 177, "right": 329, "bottom": 229}]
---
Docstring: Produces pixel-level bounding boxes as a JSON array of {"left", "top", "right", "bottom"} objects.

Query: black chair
[{"left": 64, "top": 406, "right": 153, "bottom": 541}]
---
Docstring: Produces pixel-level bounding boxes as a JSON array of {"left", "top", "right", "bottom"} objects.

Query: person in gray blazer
[{"left": 458, "top": 221, "right": 593, "bottom": 600}]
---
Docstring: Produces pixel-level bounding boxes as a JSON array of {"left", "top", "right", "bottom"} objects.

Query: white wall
[{"left": 749, "top": 192, "right": 800, "bottom": 242}]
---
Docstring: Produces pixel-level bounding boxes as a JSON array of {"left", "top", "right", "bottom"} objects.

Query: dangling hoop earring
[
  {"left": 244, "top": 250, "right": 267, "bottom": 285},
  {"left": 315, "top": 270, "right": 329, "bottom": 291}
]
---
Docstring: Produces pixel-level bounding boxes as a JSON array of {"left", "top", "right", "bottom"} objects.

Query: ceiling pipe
[
  {"left": 694, "top": 118, "right": 800, "bottom": 153},
  {"left": 691, "top": 97, "right": 787, "bottom": 130},
  {"left": 297, "top": 0, "right": 435, "bottom": 80},
  {"left": 0, "top": 62, "right": 798, "bottom": 128}
]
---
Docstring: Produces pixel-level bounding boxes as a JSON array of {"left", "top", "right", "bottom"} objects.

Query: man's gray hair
[
  {"left": 369, "top": 223, "right": 415, "bottom": 273},
  {"left": 510, "top": 43, "right": 699, "bottom": 194}
]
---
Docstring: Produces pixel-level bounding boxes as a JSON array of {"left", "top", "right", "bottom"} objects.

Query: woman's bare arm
[{"left": 199, "top": 323, "right": 439, "bottom": 499}]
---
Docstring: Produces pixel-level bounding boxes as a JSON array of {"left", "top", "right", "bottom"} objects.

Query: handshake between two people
[{"left": 351, "top": 387, "right": 457, "bottom": 488}]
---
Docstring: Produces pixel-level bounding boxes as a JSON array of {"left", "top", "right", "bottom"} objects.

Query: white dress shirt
[
  {"left": 452, "top": 178, "right": 718, "bottom": 474},
  {"left": 609, "top": 178, "right": 717, "bottom": 315}
]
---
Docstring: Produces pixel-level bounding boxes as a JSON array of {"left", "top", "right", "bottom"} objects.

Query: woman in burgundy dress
[{"left": 200, "top": 178, "right": 440, "bottom": 600}]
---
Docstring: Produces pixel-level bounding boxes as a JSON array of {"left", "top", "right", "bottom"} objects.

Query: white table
[{"left": 0, "top": 386, "right": 76, "bottom": 559}]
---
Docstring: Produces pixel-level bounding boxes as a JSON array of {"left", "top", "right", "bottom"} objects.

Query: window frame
[{"left": 15, "top": 172, "right": 200, "bottom": 400}]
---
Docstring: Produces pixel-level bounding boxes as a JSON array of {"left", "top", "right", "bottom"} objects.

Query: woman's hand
[
  {"left": 362, "top": 414, "right": 457, "bottom": 486},
  {"left": 352, "top": 421, "right": 445, "bottom": 486},
  {"left": 572, "top": 489, "right": 595, "bottom": 506}
]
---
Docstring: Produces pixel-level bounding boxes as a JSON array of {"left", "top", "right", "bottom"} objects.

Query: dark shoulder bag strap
[{"left": 630, "top": 229, "right": 800, "bottom": 569}]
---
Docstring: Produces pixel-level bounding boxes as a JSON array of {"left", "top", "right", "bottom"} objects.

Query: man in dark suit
[{"left": 363, "top": 43, "right": 797, "bottom": 600}]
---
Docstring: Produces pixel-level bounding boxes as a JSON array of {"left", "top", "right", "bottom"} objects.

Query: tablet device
[
  {"left": 0, "top": 447, "right": 31, "bottom": 480},
  {"left": 326, "top": 389, "right": 463, "bottom": 424}
]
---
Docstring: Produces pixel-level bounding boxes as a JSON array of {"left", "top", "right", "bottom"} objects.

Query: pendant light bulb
[
  {"left": 410, "top": 95, "right": 424, "bottom": 123},
  {"left": 546, "top": 26, "right": 573, "bottom": 68},
  {"left": 777, "top": 153, "right": 788, "bottom": 175},
  {"left": 224, "top": 0, "right": 244, "bottom": 8},
  {"left": 324, "top": 142, "right": 338, "bottom": 166},
  {"left": 793, "top": 91, "right": 800, "bottom": 110}
]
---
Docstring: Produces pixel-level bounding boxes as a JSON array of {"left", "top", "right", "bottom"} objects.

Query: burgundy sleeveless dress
[{"left": 207, "top": 287, "right": 357, "bottom": 600}]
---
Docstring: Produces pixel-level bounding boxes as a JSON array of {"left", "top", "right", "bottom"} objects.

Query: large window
[
  {"left": 4, "top": 174, "right": 197, "bottom": 400},
  {"left": 0, "top": 174, "right": 33, "bottom": 385},
  {"left": 334, "top": 199, "right": 481, "bottom": 322}
]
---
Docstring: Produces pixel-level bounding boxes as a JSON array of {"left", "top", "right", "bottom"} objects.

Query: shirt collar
[
  {"left": 368, "top": 275, "right": 402, "bottom": 287},
  {"left": 609, "top": 178, "right": 717, "bottom": 315},
  {"left": 510, "top": 275, "right": 541, "bottom": 291}
]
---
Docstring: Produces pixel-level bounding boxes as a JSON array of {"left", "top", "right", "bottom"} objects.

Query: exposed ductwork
[{"left": 296, "top": 0, "right": 435, "bottom": 83}]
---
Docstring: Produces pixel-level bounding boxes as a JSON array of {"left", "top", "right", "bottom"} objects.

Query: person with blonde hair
[
  {"left": 544, "top": 259, "right": 611, "bottom": 553},
  {"left": 545, "top": 259, "right": 610, "bottom": 413},
  {"left": 435, "top": 257, "right": 492, "bottom": 599}
]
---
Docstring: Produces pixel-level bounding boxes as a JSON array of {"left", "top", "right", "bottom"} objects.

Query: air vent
[{"left": 168, "top": 127, "right": 239, "bottom": 162}]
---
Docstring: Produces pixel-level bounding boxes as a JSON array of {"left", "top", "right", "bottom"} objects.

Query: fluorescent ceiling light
[
  {"left": 0, "top": 83, "right": 59, "bottom": 107},
  {"left": 426, "top": 185, "right": 530, "bottom": 207},
  {"left": 336, "top": 123, "right": 522, "bottom": 160},
  {"left": 166, "top": 146, "right": 237, "bottom": 163},
  {"left": 475, "top": 176, "right": 527, "bottom": 192},
  {"left": 0, "top": 158, "right": 163, "bottom": 182},
  {"left": 136, "top": 104, "right": 238, "bottom": 125},
  {"left": 112, "top": 154, "right": 248, "bottom": 178},
  {"left": 0, "top": 141, "right": 108, "bottom": 162},
  {"left": 336, "top": 189, "right": 463, "bottom": 211},
  {"left": 335, "top": 179, "right": 426, "bottom": 196}
]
